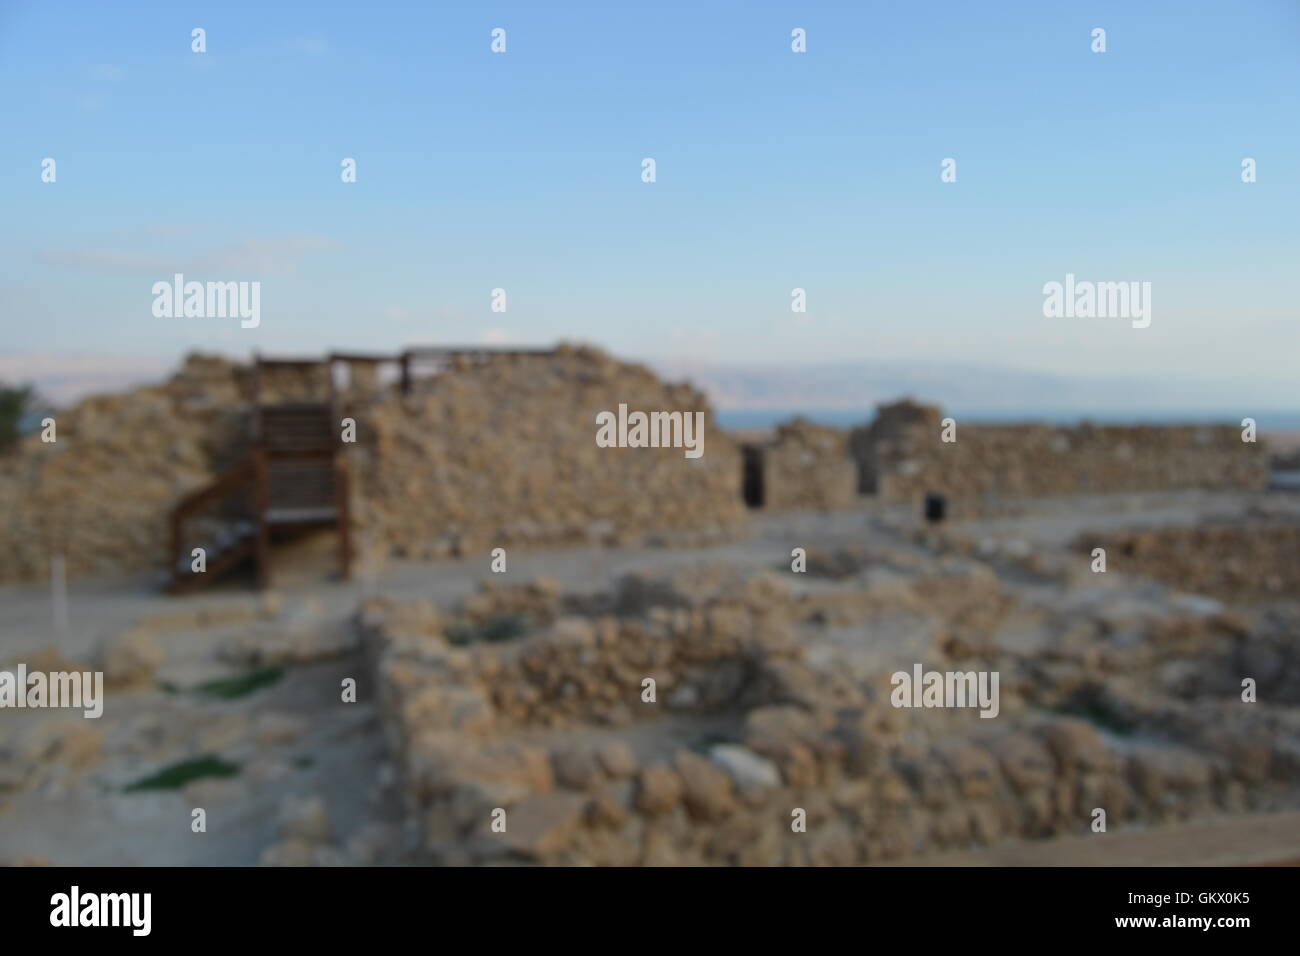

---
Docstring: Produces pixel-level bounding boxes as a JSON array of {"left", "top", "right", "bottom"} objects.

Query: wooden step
[
  {"left": 267, "top": 459, "right": 337, "bottom": 512},
  {"left": 259, "top": 403, "right": 335, "bottom": 451}
]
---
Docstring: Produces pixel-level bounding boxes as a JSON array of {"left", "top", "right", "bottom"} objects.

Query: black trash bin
[{"left": 924, "top": 493, "right": 946, "bottom": 524}]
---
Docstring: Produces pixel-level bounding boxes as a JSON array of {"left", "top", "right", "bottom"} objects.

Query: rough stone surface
[
  {"left": 360, "top": 542, "right": 1300, "bottom": 865},
  {"left": 97, "top": 628, "right": 164, "bottom": 687}
]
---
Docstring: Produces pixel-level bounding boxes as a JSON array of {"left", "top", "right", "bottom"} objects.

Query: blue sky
[{"left": 2, "top": 0, "right": 1298, "bottom": 409}]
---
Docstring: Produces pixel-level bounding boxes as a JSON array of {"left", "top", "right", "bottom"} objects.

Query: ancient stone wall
[
  {"left": 849, "top": 398, "right": 942, "bottom": 494},
  {"left": 0, "top": 346, "right": 747, "bottom": 584},
  {"left": 345, "top": 345, "right": 746, "bottom": 559},
  {"left": 874, "top": 421, "right": 1269, "bottom": 507},
  {"left": 0, "top": 355, "right": 249, "bottom": 584},
  {"left": 362, "top": 562, "right": 1300, "bottom": 866},
  {"left": 0, "top": 349, "right": 1274, "bottom": 587},
  {"left": 254, "top": 362, "right": 331, "bottom": 403},
  {"left": 760, "top": 418, "right": 857, "bottom": 513}
]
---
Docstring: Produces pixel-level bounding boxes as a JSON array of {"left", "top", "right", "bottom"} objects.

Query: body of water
[{"left": 715, "top": 409, "right": 1300, "bottom": 432}]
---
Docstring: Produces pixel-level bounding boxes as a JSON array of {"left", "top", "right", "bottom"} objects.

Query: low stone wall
[
  {"left": 1075, "top": 521, "right": 1300, "bottom": 601},
  {"left": 875, "top": 421, "right": 1269, "bottom": 507},
  {"left": 363, "top": 562, "right": 1300, "bottom": 865}
]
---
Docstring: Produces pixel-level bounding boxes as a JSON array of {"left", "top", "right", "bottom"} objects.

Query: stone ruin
[
  {"left": 0, "top": 346, "right": 745, "bottom": 587},
  {"left": 743, "top": 418, "right": 857, "bottom": 512},
  {"left": 0, "top": 347, "right": 1275, "bottom": 590},
  {"left": 360, "top": 541, "right": 1300, "bottom": 865},
  {"left": 865, "top": 415, "right": 1270, "bottom": 511}
]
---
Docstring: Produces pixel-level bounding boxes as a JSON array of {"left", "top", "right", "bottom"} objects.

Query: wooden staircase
[
  {"left": 164, "top": 346, "right": 554, "bottom": 593},
  {"left": 167, "top": 360, "right": 352, "bottom": 593}
]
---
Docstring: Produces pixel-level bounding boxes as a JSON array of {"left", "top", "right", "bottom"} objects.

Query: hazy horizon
[{"left": 5, "top": 346, "right": 1298, "bottom": 430}]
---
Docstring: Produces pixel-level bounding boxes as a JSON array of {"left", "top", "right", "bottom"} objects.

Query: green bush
[{"left": 124, "top": 755, "right": 241, "bottom": 792}]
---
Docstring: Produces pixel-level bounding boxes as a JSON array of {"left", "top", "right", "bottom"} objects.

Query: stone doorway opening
[{"left": 741, "top": 445, "right": 765, "bottom": 509}]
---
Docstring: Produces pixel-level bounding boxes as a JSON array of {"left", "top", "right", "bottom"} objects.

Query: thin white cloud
[
  {"left": 203, "top": 235, "right": 339, "bottom": 272},
  {"left": 36, "top": 234, "right": 340, "bottom": 275},
  {"left": 290, "top": 34, "right": 329, "bottom": 55},
  {"left": 37, "top": 247, "right": 170, "bottom": 272}
]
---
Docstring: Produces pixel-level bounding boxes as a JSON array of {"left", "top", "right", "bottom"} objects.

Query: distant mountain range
[
  {"left": 651, "top": 357, "right": 1292, "bottom": 422},
  {"left": 0, "top": 353, "right": 171, "bottom": 405}
]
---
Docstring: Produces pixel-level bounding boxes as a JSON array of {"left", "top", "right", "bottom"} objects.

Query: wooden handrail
[
  {"left": 249, "top": 346, "right": 556, "bottom": 397},
  {"left": 335, "top": 453, "right": 352, "bottom": 580},
  {"left": 251, "top": 351, "right": 261, "bottom": 445},
  {"left": 400, "top": 346, "right": 553, "bottom": 358},
  {"left": 172, "top": 456, "right": 257, "bottom": 519},
  {"left": 169, "top": 454, "right": 258, "bottom": 591}
]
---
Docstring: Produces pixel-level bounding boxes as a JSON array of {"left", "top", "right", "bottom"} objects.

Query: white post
[{"left": 360, "top": 536, "right": 377, "bottom": 599}]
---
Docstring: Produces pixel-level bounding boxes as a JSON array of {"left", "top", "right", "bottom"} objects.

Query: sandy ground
[
  {"left": 9, "top": 487, "right": 1294, "bottom": 662},
  {"left": 1, "top": 487, "right": 1297, "bottom": 866}
]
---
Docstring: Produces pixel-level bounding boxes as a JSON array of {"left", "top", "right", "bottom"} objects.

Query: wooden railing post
[
  {"left": 251, "top": 351, "right": 263, "bottom": 444},
  {"left": 169, "top": 508, "right": 182, "bottom": 590},
  {"left": 336, "top": 454, "right": 353, "bottom": 581}
]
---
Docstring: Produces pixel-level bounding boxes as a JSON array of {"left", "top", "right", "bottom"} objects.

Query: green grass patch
[
  {"left": 193, "top": 666, "right": 284, "bottom": 700},
  {"left": 124, "top": 755, "right": 241, "bottom": 793},
  {"left": 446, "top": 613, "right": 529, "bottom": 646}
]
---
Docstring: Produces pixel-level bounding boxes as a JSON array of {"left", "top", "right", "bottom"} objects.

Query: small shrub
[
  {"left": 446, "top": 613, "right": 529, "bottom": 646},
  {"left": 194, "top": 666, "right": 284, "bottom": 699},
  {"left": 124, "top": 755, "right": 240, "bottom": 792}
]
